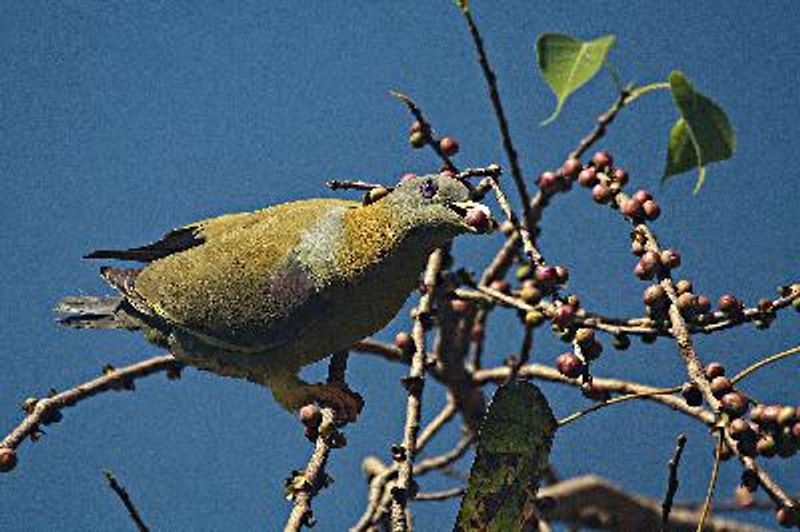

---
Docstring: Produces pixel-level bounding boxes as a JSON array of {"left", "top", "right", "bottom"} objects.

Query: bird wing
[
  {"left": 84, "top": 205, "right": 316, "bottom": 262},
  {"left": 130, "top": 198, "right": 358, "bottom": 352}
]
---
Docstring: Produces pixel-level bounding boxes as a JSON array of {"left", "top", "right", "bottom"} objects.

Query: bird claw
[{"left": 306, "top": 382, "right": 364, "bottom": 425}]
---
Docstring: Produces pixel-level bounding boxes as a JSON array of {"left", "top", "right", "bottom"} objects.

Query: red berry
[
  {"left": 299, "top": 404, "right": 322, "bottom": 428},
  {"left": 612, "top": 168, "right": 629, "bottom": 185},
  {"left": 710, "top": 376, "right": 733, "bottom": 398},
  {"left": 676, "top": 292, "right": 696, "bottom": 314},
  {"left": 675, "top": 279, "right": 693, "bottom": 295},
  {"left": 0, "top": 448, "right": 18, "bottom": 473},
  {"left": 561, "top": 158, "right": 582, "bottom": 178},
  {"left": 758, "top": 298, "right": 774, "bottom": 313},
  {"left": 705, "top": 362, "right": 725, "bottom": 380},
  {"left": 538, "top": 171, "right": 558, "bottom": 193},
  {"left": 578, "top": 167, "right": 598, "bottom": 187},
  {"left": 643, "top": 284, "right": 667, "bottom": 307},
  {"left": 534, "top": 265, "right": 558, "bottom": 285},
  {"left": 439, "top": 136, "right": 460, "bottom": 157},
  {"left": 728, "top": 418, "right": 753, "bottom": 440},
  {"left": 591, "top": 150, "right": 613, "bottom": 169},
  {"left": 620, "top": 198, "right": 644, "bottom": 221},
  {"left": 642, "top": 200, "right": 660, "bottom": 221},
  {"left": 552, "top": 304, "right": 575, "bottom": 327},
  {"left": 410, "top": 121, "right": 424, "bottom": 133},
  {"left": 464, "top": 206, "right": 491, "bottom": 232},
  {"left": 681, "top": 383, "right": 703, "bottom": 407},
  {"left": 632, "top": 189, "right": 652, "bottom": 203},
  {"left": 776, "top": 506, "right": 800, "bottom": 528},
  {"left": 394, "top": 331, "right": 413, "bottom": 353},
  {"left": 695, "top": 295, "right": 712, "bottom": 313},
  {"left": 449, "top": 298, "right": 471, "bottom": 314},
  {"left": 721, "top": 392, "right": 748, "bottom": 418},
  {"left": 591, "top": 183, "right": 612, "bottom": 203},
  {"left": 660, "top": 249, "right": 681, "bottom": 269},
  {"left": 555, "top": 352, "right": 583, "bottom": 379},
  {"left": 718, "top": 294, "right": 742, "bottom": 314}
]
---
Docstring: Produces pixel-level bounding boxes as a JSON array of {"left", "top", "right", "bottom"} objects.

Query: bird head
[{"left": 378, "top": 173, "right": 495, "bottom": 239}]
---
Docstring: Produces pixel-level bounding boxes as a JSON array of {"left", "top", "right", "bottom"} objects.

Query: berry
[
  {"left": 574, "top": 328, "right": 594, "bottom": 346},
  {"left": 591, "top": 183, "right": 612, "bottom": 203},
  {"left": 630, "top": 239, "right": 646, "bottom": 256},
  {"left": 612, "top": 168, "right": 629, "bottom": 185},
  {"left": 718, "top": 294, "right": 742, "bottom": 314},
  {"left": 695, "top": 295, "right": 712, "bottom": 314},
  {"left": 660, "top": 249, "right": 681, "bottom": 269},
  {"left": 676, "top": 292, "right": 696, "bottom": 314},
  {"left": 555, "top": 352, "right": 584, "bottom": 379},
  {"left": 578, "top": 167, "right": 598, "bottom": 187},
  {"left": 734, "top": 485, "right": 755, "bottom": 507},
  {"left": 591, "top": 150, "right": 613, "bottom": 169},
  {"left": 464, "top": 206, "right": 491, "bottom": 232},
  {"left": 0, "top": 448, "right": 17, "bottom": 473},
  {"left": 675, "top": 279, "right": 693, "bottom": 295},
  {"left": 612, "top": 334, "right": 630, "bottom": 351},
  {"left": 620, "top": 198, "right": 644, "bottom": 221},
  {"left": 705, "top": 362, "right": 725, "bottom": 380},
  {"left": 524, "top": 310, "right": 546, "bottom": 327},
  {"left": 728, "top": 418, "right": 753, "bottom": 440},
  {"left": 762, "top": 405, "right": 781, "bottom": 425},
  {"left": 409, "top": 130, "right": 427, "bottom": 148},
  {"left": 635, "top": 251, "right": 660, "bottom": 280},
  {"left": 519, "top": 281, "right": 543, "bottom": 305},
  {"left": 561, "top": 158, "right": 582, "bottom": 178},
  {"left": 721, "top": 392, "right": 748, "bottom": 418},
  {"left": 439, "top": 137, "right": 460, "bottom": 157},
  {"left": 534, "top": 265, "right": 559, "bottom": 286},
  {"left": 538, "top": 171, "right": 558, "bottom": 193},
  {"left": 757, "top": 435, "right": 776, "bottom": 457},
  {"left": 394, "top": 332, "right": 413, "bottom": 353},
  {"left": 552, "top": 304, "right": 575, "bottom": 327},
  {"left": 515, "top": 264, "right": 532, "bottom": 281},
  {"left": 776, "top": 507, "right": 800, "bottom": 528},
  {"left": 299, "top": 404, "right": 322, "bottom": 428},
  {"left": 681, "top": 383, "right": 703, "bottom": 407},
  {"left": 642, "top": 200, "right": 660, "bottom": 221},
  {"left": 632, "top": 189, "right": 652, "bottom": 204},
  {"left": 758, "top": 298, "right": 774, "bottom": 313},
  {"left": 566, "top": 294, "right": 581, "bottom": 308},
  {"left": 710, "top": 376, "right": 733, "bottom": 398},
  {"left": 555, "top": 266, "right": 570, "bottom": 284},
  {"left": 778, "top": 406, "right": 796, "bottom": 427},
  {"left": 409, "top": 120, "right": 423, "bottom": 133},
  {"left": 490, "top": 279, "right": 511, "bottom": 294},
  {"left": 449, "top": 298, "right": 470, "bottom": 314},
  {"left": 643, "top": 284, "right": 667, "bottom": 307}
]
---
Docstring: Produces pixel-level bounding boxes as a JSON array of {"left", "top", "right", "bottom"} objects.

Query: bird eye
[{"left": 419, "top": 179, "right": 438, "bottom": 199}]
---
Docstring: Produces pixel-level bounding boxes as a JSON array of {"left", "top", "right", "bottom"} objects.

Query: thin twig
[
  {"left": 416, "top": 395, "right": 457, "bottom": 454},
  {"left": 326, "top": 179, "right": 387, "bottom": 192},
  {"left": 696, "top": 432, "right": 723, "bottom": 532},
  {"left": 661, "top": 434, "right": 688, "bottom": 531},
  {"left": 1, "top": 355, "right": 180, "bottom": 451},
  {"left": 415, "top": 486, "right": 465, "bottom": 502},
  {"left": 557, "top": 387, "right": 681, "bottom": 427},
  {"left": 731, "top": 344, "right": 800, "bottom": 384},
  {"left": 390, "top": 249, "right": 444, "bottom": 531},
  {"left": 103, "top": 469, "right": 150, "bottom": 532},
  {"left": 390, "top": 91, "right": 457, "bottom": 172},
  {"left": 284, "top": 352, "right": 351, "bottom": 532},
  {"left": 459, "top": 8, "right": 533, "bottom": 233}
]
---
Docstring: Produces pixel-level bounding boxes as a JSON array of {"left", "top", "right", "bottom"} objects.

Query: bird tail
[{"left": 54, "top": 295, "right": 142, "bottom": 330}]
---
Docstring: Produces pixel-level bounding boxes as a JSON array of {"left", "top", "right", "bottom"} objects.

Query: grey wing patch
[{"left": 84, "top": 226, "right": 203, "bottom": 262}]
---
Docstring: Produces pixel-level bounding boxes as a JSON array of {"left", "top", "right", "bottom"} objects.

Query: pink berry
[
  {"left": 534, "top": 265, "right": 558, "bottom": 285},
  {"left": 578, "top": 167, "right": 597, "bottom": 187},
  {"left": 439, "top": 137, "right": 459, "bottom": 157},
  {"left": 552, "top": 304, "right": 575, "bottom": 327},
  {"left": 718, "top": 294, "right": 742, "bottom": 314},
  {"left": 591, "top": 183, "right": 612, "bottom": 203},
  {"left": 591, "top": 150, "right": 613, "bottom": 169},
  {"left": 561, "top": 158, "right": 582, "bottom": 178},
  {"left": 538, "top": 171, "right": 558, "bottom": 193},
  {"left": 620, "top": 198, "right": 644, "bottom": 221},
  {"left": 0, "top": 448, "right": 17, "bottom": 473},
  {"left": 612, "top": 168, "right": 629, "bottom": 185},
  {"left": 632, "top": 189, "right": 652, "bottom": 203},
  {"left": 556, "top": 352, "right": 584, "bottom": 379},
  {"left": 642, "top": 200, "right": 660, "bottom": 221}
]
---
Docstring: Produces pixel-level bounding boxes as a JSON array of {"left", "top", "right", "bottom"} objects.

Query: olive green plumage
[{"left": 57, "top": 174, "right": 492, "bottom": 414}]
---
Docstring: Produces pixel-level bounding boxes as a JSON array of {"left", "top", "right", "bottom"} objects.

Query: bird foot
[{"left": 304, "top": 382, "right": 364, "bottom": 425}]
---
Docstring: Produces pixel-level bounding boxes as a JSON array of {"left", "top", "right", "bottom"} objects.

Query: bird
[{"left": 56, "top": 173, "right": 494, "bottom": 421}]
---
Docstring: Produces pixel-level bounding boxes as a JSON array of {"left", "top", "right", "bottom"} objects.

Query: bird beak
[{"left": 449, "top": 201, "right": 496, "bottom": 234}]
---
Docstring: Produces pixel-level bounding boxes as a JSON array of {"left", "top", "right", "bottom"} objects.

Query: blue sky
[{"left": 1, "top": 1, "right": 798, "bottom": 530}]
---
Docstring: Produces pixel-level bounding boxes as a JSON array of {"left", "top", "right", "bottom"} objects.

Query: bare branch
[{"left": 103, "top": 469, "right": 150, "bottom": 532}]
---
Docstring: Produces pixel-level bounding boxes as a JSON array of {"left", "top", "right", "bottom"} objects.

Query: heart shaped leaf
[
  {"left": 664, "top": 71, "right": 736, "bottom": 192},
  {"left": 536, "top": 33, "right": 616, "bottom": 125}
]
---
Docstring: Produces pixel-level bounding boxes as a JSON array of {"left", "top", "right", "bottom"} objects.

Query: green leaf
[
  {"left": 536, "top": 33, "right": 616, "bottom": 125},
  {"left": 455, "top": 382, "right": 556, "bottom": 532},
  {"left": 664, "top": 71, "right": 736, "bottom": 192},
  {"left": 454, "top": 0, "right": 469, "bottom": 13}
]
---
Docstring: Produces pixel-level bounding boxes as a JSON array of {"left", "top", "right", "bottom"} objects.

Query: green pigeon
[{"left": 57, "top": 173, "right": 494, "bottom": 420}]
